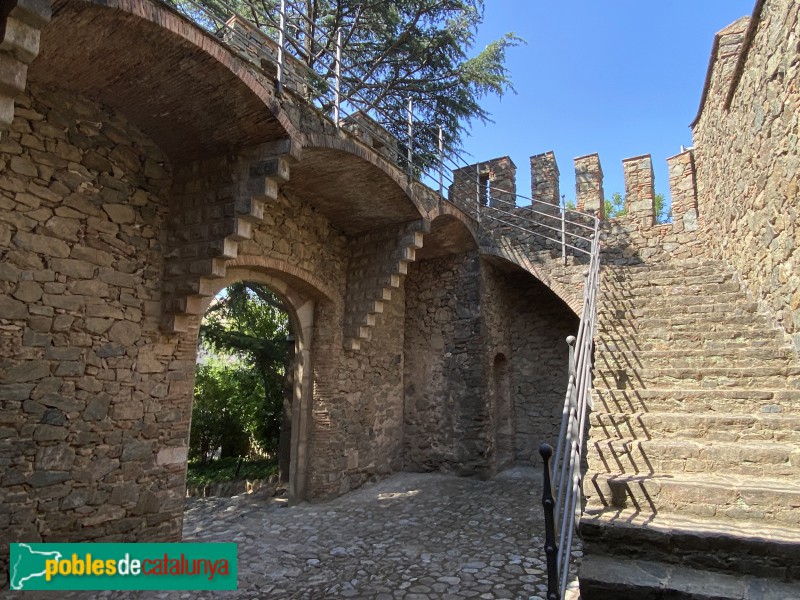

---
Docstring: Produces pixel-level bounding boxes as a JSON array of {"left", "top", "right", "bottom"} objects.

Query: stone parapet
[
  {"left": 221, "top": 14, "right": 310, "bottom": 96},
  {"left": 574, "top": 153, "right": 604, "bottom": 220},
  {"left": 622, "top": 154, "right": 655, "bottom": 226},
  {"left": 530, "top": 151, "right": 559, "bottom": 208},
  {"left": 449, "top": 156, "right": 516, "bottom": 213},
  {"left": 666, "top": 149, "right": 698, "bottom": 234}
]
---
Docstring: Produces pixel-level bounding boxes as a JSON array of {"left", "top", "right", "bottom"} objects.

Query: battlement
[{"left": 449, "top": 148, "right": 700, "bottom": 236}]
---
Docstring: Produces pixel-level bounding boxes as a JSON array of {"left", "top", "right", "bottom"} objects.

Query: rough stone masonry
[{"left": 0, "top": 0, "right": 798, "bottom": 598}]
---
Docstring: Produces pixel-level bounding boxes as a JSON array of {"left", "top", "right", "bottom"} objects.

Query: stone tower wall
[{"left": 692, "top": 0, "right": 800, "bottom": 350}]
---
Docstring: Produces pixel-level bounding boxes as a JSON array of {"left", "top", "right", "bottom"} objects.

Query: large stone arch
[
  {"left": 480, "top": 244, "right": 583, "bottom": 317},
  {"left": 287, "top": 134, "right": 428, "bottom": 236},
  {"left": 29, "top": 0, "right": 302, "bottom": 163}
]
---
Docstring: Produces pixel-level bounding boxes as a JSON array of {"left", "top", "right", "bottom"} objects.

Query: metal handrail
[
  {"left": 547, "top": 217, "right": 601, "bottom": 598},
  {"left": 162, "top": 0, "right": 524, "bottom": 199},
  {"left": 482, "top": 208, "right": 592, "bottom": 256}
]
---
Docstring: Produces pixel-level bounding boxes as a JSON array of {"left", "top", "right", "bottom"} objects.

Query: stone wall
[
  {"left": 478, "top": 260, "right": 514, "bottom": 474},
  {"left": 403, "top": 249, "right": 578, "bottom": 474},
  {"left": 403, "top": 251, "right": 483, "bottom": 473},
  {"left": 0, "top": 80, "right": 428, "bottom": 562},
  {"left": 0, "top": 85, "right": 183, "bottom": 557},
  {"left": 509, "top": 274, "right": 578, "bottom": 463},
  {"left": 692, "top": 0, "right": 800, "bottom": 350}
]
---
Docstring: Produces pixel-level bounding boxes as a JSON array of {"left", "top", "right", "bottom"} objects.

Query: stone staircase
[
  {"left": 343, "top": 221, "right": 426, "bottom": 351},
  {"left": 579, "top": 258, "right": 800, "bottom": 599}
]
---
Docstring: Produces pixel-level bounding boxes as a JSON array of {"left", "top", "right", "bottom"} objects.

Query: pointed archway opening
[{"left": 186, "top": 281, "right": 296, "bottom": 501}]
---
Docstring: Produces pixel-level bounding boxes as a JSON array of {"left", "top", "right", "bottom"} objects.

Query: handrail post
[
  {"left": 438, "top": 125, "right": 444, "bottom": 196},
  {"left": 407, "top": 97, "right": 413, "bottom": 183},
  {"left": 276, "top": 0, "right": 286, "bottom": 93},
  {"left": 561, "top": 194, "right": 566, "bottom": 265},
  {"left": 333, "top": 28, "right": 342, "bottom": 126},
  {"left": 539, "top": 444, "right": 560, "bottom": 600},
  {"left": 552, "top": 335, "right": 576, "bottom": 492}
]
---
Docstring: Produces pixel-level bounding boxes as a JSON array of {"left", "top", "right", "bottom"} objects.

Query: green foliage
[
  {"left": 654, "top": 193, "right": 671, "bottom": 223},
  {"left": 191, "top": 361, "right": 265, "bottom": 461},
  {"left": 167, "top": 0, "right": 522, "bottom": 167},
  {"left": 186, "top": 456, "right": 279, "bottom": 486},
  {"left": 604, "top": 192, "right": 626, "bottom": 219},
  {"left": 190, "top": 282, "right": 291, "bottom": 463},
  {"left": 604, "top": 191, "right": 671, "bottom": 223}
]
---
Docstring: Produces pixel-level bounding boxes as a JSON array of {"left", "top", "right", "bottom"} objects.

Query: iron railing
[
  {"left": 161, "top": 0, "right": 601, "bottom": 265},
  {"left": 545, "top": 216, "right": 601, "bottom": 599}
]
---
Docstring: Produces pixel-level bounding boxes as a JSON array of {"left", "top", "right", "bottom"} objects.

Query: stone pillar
[
  {"left": 485, "top": 156, "right": 516, "bottom": 209},
  {"left": 530, "top": 151, "right": 560, "bottom": 208},
  {"left": 622, "top": 154, "right": 655, "bottom": 226},
  {"left": 574, "top": 153, "right": 605, "bottom": 219},
  {"left": 449, "top": 156, "right": 516, "bottom": 213},
  {"left": 449, "top": 164, "right": 480, "bottom": 211},
  {"left": 667, "top": 149, "right": 698, "bottom": 233}
]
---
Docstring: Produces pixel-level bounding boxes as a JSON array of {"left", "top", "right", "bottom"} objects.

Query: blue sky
[{"left": 462, "top": 0, "right": 755, "bottom": 207}]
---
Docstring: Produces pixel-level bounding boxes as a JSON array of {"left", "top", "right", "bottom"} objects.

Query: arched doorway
[
  {"left": 182, "top": 261, "right": 332, "bottom": 506},
  {"left": 188, "top": 281, "right": 295, "bottom": 499}
]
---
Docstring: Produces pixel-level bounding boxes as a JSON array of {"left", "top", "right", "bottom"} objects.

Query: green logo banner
[{"left": 9, "top": 543, "right": 237, "bottom": 591}]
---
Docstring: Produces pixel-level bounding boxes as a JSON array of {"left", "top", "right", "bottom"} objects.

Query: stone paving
[{"left": 39, "top": 466, "right": 581, "bottom": 600}]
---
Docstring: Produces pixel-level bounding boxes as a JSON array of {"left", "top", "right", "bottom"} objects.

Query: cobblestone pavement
[{"left": 30, "top": 466, "right": 581, "bottom": 600}]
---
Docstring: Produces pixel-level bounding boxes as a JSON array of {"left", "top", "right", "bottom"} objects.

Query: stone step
[
  {"left": 598, "top": 300, "right": 760, "bottom": 321},
  {"left": 579, "top": 508, "right": 800, "bottom": 584},
  {"left": 597, "top": 312, "right": 773, "bottom": 332},
  {"left": 591, "top": 388, "right": 800, "bottom": 415},
  {"left": 589, "top": 412, "right": 800, "bottom": 443},
  {"left": 603, "top": 261, "right": 732, "bottom": 275},
  {"left": 593, "top": 365, "right": 800, "bottom": 391},
  {"left": 584, "top": 472, "right": 800, "bottom": 527},
  {"left": 603, "top": 259, "right": 725, "bottom": 273},
  {"left": 597, "top": 327, "right": 786, "bottom": 350},
  {"left": 579, "top": 555, "right": 800, "bottom": 599},
  {"left": 602, "top": 271, "right": 735, "bottom": 288},
  {"left": 588, "top": 438, "right": 800, "bottom": 479},
  {"left": 598, "top": 290, "right": 750, "bottom": 311},
  {"left": 595, "top": 347, "right": 797, "bottom": 370},
  {"left": 233, "top": 196, "right": 265, "bottom": 222},
  {"left": 600, "top": 279, "right": 742, "bottom": 299}
]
